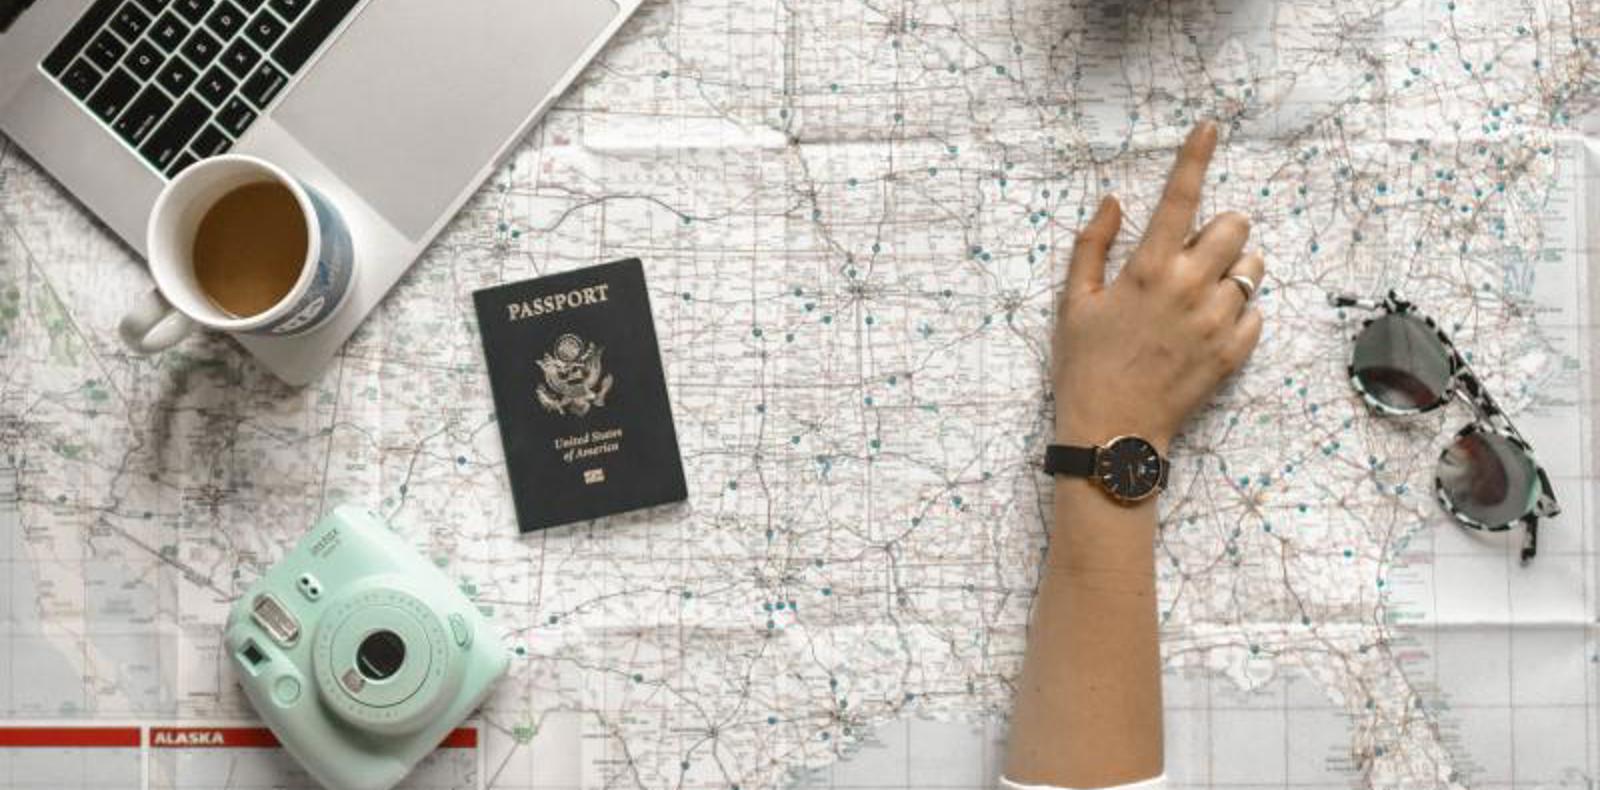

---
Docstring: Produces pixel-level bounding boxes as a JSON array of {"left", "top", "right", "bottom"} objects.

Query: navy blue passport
[{"left": 473, "top": 259, "right": 687, "bottom": 532}]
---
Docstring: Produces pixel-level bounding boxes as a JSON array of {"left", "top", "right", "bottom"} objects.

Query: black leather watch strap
[{"left": 1043, "top": 444, "right": 1096, "bottom": 477}]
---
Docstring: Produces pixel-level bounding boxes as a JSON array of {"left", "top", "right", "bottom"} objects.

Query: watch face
[{"left": 1095, "top": 436, "right": 1164, "bottom": 501}]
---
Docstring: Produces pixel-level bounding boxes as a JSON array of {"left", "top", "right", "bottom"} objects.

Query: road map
[{"left": 5, "top": 0, "right": 1600, "bottom": 788}]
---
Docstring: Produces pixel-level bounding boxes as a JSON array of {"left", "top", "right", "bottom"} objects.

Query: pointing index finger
[{"left": 1140, "top": 122, "right": 1219, "bottom": 261}]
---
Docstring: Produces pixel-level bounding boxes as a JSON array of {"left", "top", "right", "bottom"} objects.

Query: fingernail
[{"left": 1091, "top": 195, "right": 1114, "bottom": 220}]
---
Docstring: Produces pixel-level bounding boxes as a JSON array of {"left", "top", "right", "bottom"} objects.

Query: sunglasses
[{"left": 1328, "top": 291, "right": 1560, "bottom": 563}]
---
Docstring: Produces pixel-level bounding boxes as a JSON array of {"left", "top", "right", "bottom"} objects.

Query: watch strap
[{"left": 1043, "top": 444, "right": 1096, "bottom": 478}]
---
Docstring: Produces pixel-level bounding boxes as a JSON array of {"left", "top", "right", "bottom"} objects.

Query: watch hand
[{"left": 1126, "top": 467, "right": 1134, "bottom": 489}]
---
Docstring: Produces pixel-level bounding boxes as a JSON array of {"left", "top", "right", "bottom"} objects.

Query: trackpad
[{"left": 274, "top": 0, "right": 618, "bottom": 238}]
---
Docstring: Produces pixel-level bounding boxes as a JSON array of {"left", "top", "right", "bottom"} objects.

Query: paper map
[{"left": 4, "top": 0, "right": 1600, "bottom": 787}]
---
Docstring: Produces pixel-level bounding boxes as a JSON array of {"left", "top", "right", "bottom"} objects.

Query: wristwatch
[{"left": 1044, "top": 436, "right": 1170, "bottom": 503}]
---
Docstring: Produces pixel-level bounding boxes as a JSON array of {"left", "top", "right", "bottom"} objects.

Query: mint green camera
[{"left": 224, "top": 506, "right": 509, "bottom": 790}]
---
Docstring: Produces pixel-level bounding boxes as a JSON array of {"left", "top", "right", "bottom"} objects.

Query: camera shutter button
[
  {"left": 448, "top": 613, "right": 472, "bottom": 648},
  {"left": 272, "top": 675, "right": 302, "bottom": 706}
]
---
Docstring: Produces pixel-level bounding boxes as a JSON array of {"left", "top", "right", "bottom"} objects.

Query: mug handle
[{"left": 118, "top": 288, "right": 196, "bottom": 354}]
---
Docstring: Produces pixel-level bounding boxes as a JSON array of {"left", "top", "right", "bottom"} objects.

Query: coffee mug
[{"left": 119, "top": 155, "right": 355, "bottom": 354}]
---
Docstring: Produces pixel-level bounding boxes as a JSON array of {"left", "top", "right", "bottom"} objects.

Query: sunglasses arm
[
  {"left": 1327, "top": 291, "right": 1410, "bottom": 313},
  {"left": 1534, "top": 466, "right": 1561, "bottom": 518},
  {"left": 1448, "top": 385, "right": 1497, "bottom": 425},
  {"left": 1326, "top": 293, "right": 1383, "bottom": 311},
  {"left": 1452, "top": 366, "right": 1535, "bottom": 447},
  {"left": 1456, "top": 365, "right": 1562, "bottom": 488}
]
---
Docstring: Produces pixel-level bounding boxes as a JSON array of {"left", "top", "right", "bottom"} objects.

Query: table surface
[{"left": 3, "top": 0, "right": 1600, "bottom": 788}]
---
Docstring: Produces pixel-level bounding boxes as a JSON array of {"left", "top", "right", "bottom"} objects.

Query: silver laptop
[{"left": 0, "top": 0, "right": 639, "bottom": 383}]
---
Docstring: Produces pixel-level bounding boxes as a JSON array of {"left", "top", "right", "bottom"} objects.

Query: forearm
[
  {"left": 1003, "top": 474, "right": 1163, "bottom": 787},
  {"left": 1005, "top": 120, "right": 1257, "bottom": 788}
]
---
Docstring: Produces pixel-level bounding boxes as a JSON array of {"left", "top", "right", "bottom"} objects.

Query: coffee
[{"left": 192, "top": 182, "right": 308, "bottom": 317}]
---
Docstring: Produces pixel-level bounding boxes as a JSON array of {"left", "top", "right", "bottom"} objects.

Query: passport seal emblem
[{"left": 536, "top": 333, "right": 614, "bottom": 416}]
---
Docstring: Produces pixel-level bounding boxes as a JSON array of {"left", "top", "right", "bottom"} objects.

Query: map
[{"left": 4, "top": 0, "right": 1600, "bottom": 788}]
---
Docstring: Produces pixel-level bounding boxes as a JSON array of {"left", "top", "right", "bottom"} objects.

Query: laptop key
[
  {"left": 156, "top": 58, "right": 197, "bottom": 95},
  {"left": 244, "top": 9, "right": 286, "bottom": 50},
  {"left": 181, "top": 27, "right": 222, "bottom": 67},
  {"left": 271, "top": 0, "right": 358, "bottom": 74},
  {"left": 148, "top": 11, "right": 189, "bottom": 52},
  {"left": 220, "top": 38, "right": 261, "bottom": 79},
  {"left": 167, "top": 151, "right": 199, "bottom": 178},
  {"left": 110, "top": 4, "right": 153, "bottom": 42},
  {"left": 85, "top": 30, "right": 127, "bottom": 72},
  {"left": 173, "top": 0, "right": 213, "bottom": 26},
  {"left": 203, "top": 1, "right": 245, "bottom": 39},
  {"left": 86, "top": 67, "right": 140, "bottom": 122},
  {"left": 240, "top": 60, "right": 286, "bottom": 108},
  {"left": 217, "top": 96, "right": 257, "bottom": 137},
  {"left": 195, "top": 64, "right": 236, "bottom": 106},
  {"left": 268, "top": 0, "right": 309, "bottom": 23},
  {"left": 123, "top": 39, "right": 164, "bottom": 80},
  {"left": 191, "top": 124, "right": 232, "bottom": 157},
  {"left": 133, "top": 0, "right": 171, "bottom": 14},
  {"left": 61, "top": 58, "right": 105, "bottom": 101},
  {"left": 139, "top": 95, "right": 208, "bottom": 170},
  {"left": 113, "top": 85, "right": 173, "bottom": 146},
  {"left": 233, "top": 0, "right": 264, "bottom": 11},
  {"left": 43, "top": 0, "right": 122, "bottom": 76}
]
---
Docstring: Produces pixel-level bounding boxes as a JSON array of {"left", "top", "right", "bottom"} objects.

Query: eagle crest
[{"left": 536, "top": 333, "right": 613, "bottom": 416}]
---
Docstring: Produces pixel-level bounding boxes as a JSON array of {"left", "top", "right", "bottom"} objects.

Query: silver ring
[{"left": 1226, "top": 274, "right": 1256, "bottom": 302}]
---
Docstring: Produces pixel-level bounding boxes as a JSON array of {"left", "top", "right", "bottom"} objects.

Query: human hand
[{"left": 1052, "top": 122, "right": 1265, "bottom": 453}]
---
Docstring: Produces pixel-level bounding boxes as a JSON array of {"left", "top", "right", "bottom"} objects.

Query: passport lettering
[{"left": 504, "top": 283, "right": 611, "bottom": 321}]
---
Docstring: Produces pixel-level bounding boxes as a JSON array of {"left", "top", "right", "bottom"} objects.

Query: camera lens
[{"left": 355, "top": 630, "right": 406, "bottom": 681}]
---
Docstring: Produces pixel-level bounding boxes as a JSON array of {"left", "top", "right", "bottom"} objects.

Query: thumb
[{"left": 1064, "top": 195, "right": 1121, "bottom": 296}]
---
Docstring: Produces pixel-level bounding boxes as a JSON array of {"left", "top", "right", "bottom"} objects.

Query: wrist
[
  {"left": 1048, "top": 476, "right": 1160, "bottom": 568},
  {"left": 1053, "top": 417, "right": 1172, "bottom": 455}
]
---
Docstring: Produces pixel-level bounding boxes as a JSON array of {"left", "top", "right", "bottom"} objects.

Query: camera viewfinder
[{"left": 251, "top": 593, "right": 301, "bottom": 647}]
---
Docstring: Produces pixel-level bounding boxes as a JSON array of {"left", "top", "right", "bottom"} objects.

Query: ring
[{"left": 1226, "top": 274, "right": 1257, "bottom": 302}]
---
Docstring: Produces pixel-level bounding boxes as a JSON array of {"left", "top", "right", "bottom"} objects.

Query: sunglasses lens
[
  {"left": 1436, "top": 429, "right": 1540, "bottom": 529},
  {"left": 1350, "top": 313, "right": 1453, "bottom": 412}
]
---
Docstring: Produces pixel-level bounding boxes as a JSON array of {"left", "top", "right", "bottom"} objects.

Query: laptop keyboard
[{"left": 41, "top": 0, "right": 359, "bottom": 178}]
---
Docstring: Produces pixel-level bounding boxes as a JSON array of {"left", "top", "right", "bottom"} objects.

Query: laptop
[{"left": 0, "top": 0, "right": 639, "bottom": 383}]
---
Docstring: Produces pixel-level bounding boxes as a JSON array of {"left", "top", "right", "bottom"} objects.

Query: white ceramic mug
[{"left": 119, "top": 155, "right": 355, "bottom": 354}]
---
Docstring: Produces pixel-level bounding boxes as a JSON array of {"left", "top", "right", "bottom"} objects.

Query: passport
[{"left": 473, "top": 259, "right": 687, "bottom": 532}]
